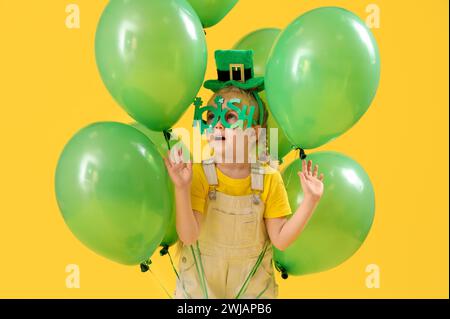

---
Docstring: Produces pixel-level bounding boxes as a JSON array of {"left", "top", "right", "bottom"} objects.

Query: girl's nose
[{"left": 214, "top": 120, "right": 224, "bottom": 130}]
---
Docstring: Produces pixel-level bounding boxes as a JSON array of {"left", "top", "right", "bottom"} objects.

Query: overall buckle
[
  {"left": 208, "top": 188, "right": 217, "bottom": 200},
  {"left": 252, "top": 193, "right": 261, "bottom": 205}
]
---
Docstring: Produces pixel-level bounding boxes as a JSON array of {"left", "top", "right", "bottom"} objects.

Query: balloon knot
[
  {"left": 159, "top": 245, "right": 169, "bottom": 256},
  {"left": 140, "top": 259, "right": 152, "bottom": 273},
  {"left": 163, "top": 129, "right": 172, "bottom": 139},
  {"left": 162, "top": 130, "right": 173, "bottom": 150},
  {"left": 298, "top": 148, "right": 307, "bottom": 160},
  {"left": 275, "top": 261, "right": 289, "bottom": 280}
]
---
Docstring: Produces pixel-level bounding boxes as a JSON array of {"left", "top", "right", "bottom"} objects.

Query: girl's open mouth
[{"left": 214, "top": 135, "right": 226, "bottom": 141}]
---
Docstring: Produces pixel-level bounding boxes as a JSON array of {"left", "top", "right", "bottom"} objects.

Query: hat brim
[{"left": 203, "top": 77, "right": 264, "bottom": 93}]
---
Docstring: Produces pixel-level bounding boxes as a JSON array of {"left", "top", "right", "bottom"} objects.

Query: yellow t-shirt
[{"left": 191, "top": 163, "right": 292, "bottom": 219}]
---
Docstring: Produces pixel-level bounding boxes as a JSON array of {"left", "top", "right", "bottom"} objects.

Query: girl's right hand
[{"left": 163, "top": 149, "right": 192, "bottom": 190}]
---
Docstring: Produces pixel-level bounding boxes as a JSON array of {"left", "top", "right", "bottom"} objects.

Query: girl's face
[{"left": 206, "top": 92, "right": 260, "bottom": 164}]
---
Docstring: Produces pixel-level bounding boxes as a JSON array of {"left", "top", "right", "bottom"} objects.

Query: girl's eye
[
  {"left": 225, "top": 112, "right": 238, "bottom": 124},
  {"left": 206, "top": 112, "right": 215, "bottom": 124}
]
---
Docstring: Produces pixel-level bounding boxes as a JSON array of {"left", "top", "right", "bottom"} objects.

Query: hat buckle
[{"left": 229, "top": 63, "right": 245, "bottom": 82}]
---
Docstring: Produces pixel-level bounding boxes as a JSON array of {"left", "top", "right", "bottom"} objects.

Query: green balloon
[
  {"left": 260, "top": 91, "right": 292, "bottom": 162},
  {"left": 55, "top": 122, "right": 172, "bottom": 265},
  {"left": 232, "top": 29, "right": 291, "bottom": 161},
  {"left": 95, "top": 0, "right": 207, "bottom": 131},
  {"left": 275, "top": 151, "right": 375, "bottom": 276},
  {"left": 187, "top": 0, "right": 238, "bottom": 28},
  {"left": 266, "top": 7, "right": 381, "bottom": 149},
  {"left": 159, "top": 195, "right": 178, "bottom": 248},
  {"left": 233, "top": 28, "right": 281, "bottom": 77},
  {"left": 131, "top": 123, "right": 187, "bottom": 247}
]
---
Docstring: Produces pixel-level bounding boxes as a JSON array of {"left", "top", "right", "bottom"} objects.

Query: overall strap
[
  {"left": 202, "top": 158, "right": 218, "bottom": 200},
  {"left": 250, "top": 162, "right": 265, "bottom": 204}
]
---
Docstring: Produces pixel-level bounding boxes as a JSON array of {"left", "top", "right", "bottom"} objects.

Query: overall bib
[{"left": 174, "top": 160, "right": 278, "bottom": 299}]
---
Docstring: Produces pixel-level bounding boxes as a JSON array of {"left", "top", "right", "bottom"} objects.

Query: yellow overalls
[{"left": 174, "top": 159, "right": 278, "bottom": 299}]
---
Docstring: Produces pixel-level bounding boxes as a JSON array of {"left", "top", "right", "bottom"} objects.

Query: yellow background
[{"left": 0, "top": 0, "right": 448, "bottom": 298}]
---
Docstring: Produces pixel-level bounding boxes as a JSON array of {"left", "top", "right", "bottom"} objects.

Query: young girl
[{"left": 163, "top": 50, "right": 324, "bottom": 299}]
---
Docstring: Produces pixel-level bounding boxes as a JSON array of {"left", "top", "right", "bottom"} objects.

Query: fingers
[
  {"left": 313, "top": 164, "right": 319, "bottom": 177},
  {"left": 172, "top": 147, "right": 181, "bottom": 164},
  {"left": 163, "top": 155, "right": 172, "bottom": 169},
  {"left": 302, "top": 159, "right": 324, "bottom": 181},
  {"left": 166, "top": 149, "right": 184, "bottom": 167},
  {"left": 166, "top": 147, "right": 192, "bottom": 173},
  {"left": 170, "top": 144, "right": 192, "bottom": 165},
  {"left": 297, "top": 171, "right": 306, "bottom": 184},
  {"left": 307, "top": 160, "right": 312, "bottom": 176},
  {"left": 178, "top": 146, "right": 192, "bottom": 165},
  {"left": 168, "top": 147, "right": 181, "bottom": 164},
  {"left": 177, "top": 147, "right": 183, "bottom": 163},
  {"left": 166, "top": 150, "right": 175, "bottom": 165}
]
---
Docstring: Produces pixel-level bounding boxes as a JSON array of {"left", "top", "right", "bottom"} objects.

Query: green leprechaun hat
[{"left": 204, "top": 50, "right": 265, "bottom": 92}]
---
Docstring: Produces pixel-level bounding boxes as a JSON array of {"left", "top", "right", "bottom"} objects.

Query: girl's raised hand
[
  {"left": 298, "top": 159, "right": 324, "bottom": 202},
  {"left": 163, "top": 147, "right": 192, "bottom": 190}
]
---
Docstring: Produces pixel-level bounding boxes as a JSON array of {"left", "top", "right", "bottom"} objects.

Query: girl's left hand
[{"left": 298, "top": 159, "right": 325, "bottom": 202}]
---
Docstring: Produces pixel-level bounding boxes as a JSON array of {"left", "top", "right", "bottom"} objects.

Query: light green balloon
[
  {"left": 187, "top": 0, "right": 238, "bottom": 28},
  {"left": 95, "top": 0, "right": 207, "bottom": 131},
  {"left": 275, "top": 151, "right": 375, "bottom": 276},
  {"left": 233, "top": 28, "right": 281, "bottom": 77},
  {"left": 266, "top": 7, "right": 381, "bottom": 149},
  {"left": 233, "top": 29, "right": 291, "bottom": 161},
  {"left": 55, "top": 122, "right": 172, "bottom": 265}
]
